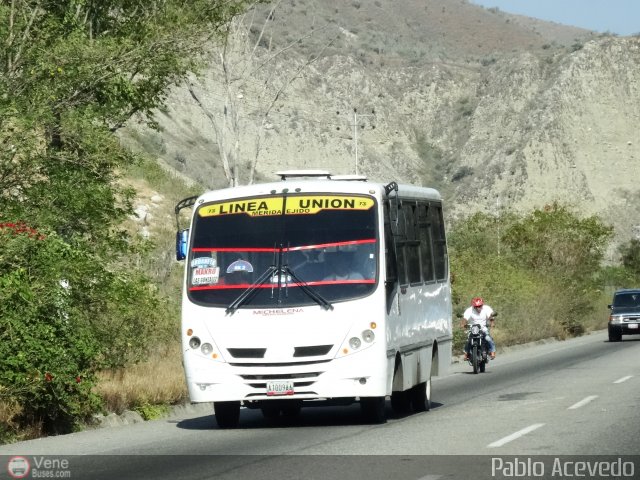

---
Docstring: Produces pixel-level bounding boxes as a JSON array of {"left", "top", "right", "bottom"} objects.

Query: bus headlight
[
  {"left": 362, "top": 329, "right": 375, "bottom": 343},
  {"left": 189, "top": 336, "right": 201, "bottom": 349},
  {"left": 337, "top": 327, "right": 376, "bottom": 358},
  {"left": 201, "top": 343, "right": 213, "bottom": 355}
]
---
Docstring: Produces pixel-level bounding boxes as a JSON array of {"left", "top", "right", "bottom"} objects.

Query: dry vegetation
[
  {"left": 89, "top": 159, "right": 195, "bottom": 417},
  {"left": 96, "top": 345, "right": 187, "bottom": 414}
]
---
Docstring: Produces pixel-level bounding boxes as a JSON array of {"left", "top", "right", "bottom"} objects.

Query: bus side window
[
  {"left": 417, "top": 203, "right": 435, "bottom": 283},
  {"left": 395, "top": 201, "right": 409, "bottom": 287},
  {"left": 383, "top": 202, "right": 397, "bottom": 285},
  {"left": 404, "top": 202, "right": 421, "bottom": 285},
  {"left": 430, "top": 203, "right": 448, "bottom": 281}
]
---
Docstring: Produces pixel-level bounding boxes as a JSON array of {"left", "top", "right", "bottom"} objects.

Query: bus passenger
[{"left": 323, "top": 251, "right": 364, "bottom": 281}]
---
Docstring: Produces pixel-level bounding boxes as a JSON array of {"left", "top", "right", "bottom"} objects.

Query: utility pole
[
  {"left": 351, "top": 107, "right": 376, "bottom": 175},
  {"left": 496, "top": 195, "right": 501, "bottom": 257},
  {"left": 353, "top": 109, "right": 358, "bottom": 175}
]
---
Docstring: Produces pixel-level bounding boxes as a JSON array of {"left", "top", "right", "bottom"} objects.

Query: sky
[{"left": 470, "top": 0, "right": 640, "bottom": 36}]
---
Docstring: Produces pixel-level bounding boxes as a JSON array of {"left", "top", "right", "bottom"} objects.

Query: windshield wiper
[
  {"left": 225, "top": 265, "right": 333, "bottom": 313},
  {"left": 226, "top": 242, "right": 334, "bottom": 314},
  {"left": 283, "top": 266, "right": 333, "bottom": 311},
  {"left": 225, "top": 265, "right": 277, "bottom": 315}
]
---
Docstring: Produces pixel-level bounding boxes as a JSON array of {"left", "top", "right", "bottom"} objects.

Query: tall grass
[{"left": 95, "top": 344, "right": 187, "bottom": 415}]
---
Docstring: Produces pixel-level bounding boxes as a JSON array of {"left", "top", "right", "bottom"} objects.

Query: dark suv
[{"left": 608, "top": 289, "right": 640, "bottom": 342}]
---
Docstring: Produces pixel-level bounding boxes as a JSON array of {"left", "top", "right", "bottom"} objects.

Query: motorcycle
[{"left": 466, "top": 323, "right": 489, "bottom": 374}]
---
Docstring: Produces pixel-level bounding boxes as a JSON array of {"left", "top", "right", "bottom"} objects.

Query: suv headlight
[{"left": 609, "top": 315, "right": 623, "bottom": 324}]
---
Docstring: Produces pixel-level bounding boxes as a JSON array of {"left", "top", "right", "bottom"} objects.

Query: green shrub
[
  {"left": 503, "top": 203, "right": 612, "bottom": 276},
  {"left": 449, "top": 204, "right": 614, "bottom": 344},
  {"left": 0, "top": 225, "right": 101, "bottom": 433},
  {"left": 134, "top": 403, "right": 170, "bottom": 421},
  {"left": 0, "top": 222, "right": 176, "bottom": 435},
  {"left": 620, "top": 239, "right": 640, "bottom": 277}
]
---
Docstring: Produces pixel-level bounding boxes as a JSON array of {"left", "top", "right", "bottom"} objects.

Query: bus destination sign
[{"left": 198, "top": 195, "right": 375, "bottom": 218}]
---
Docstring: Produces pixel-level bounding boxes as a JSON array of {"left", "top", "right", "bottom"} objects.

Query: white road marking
[
  {"left": 613, "top": 375, "right": 633, "bottom": 384},
  {"left": 567, "top": 395, "right": 598, "bottom": 410},
  {"left": 487, "top": 423, "right": 545, "bottom": 448}
]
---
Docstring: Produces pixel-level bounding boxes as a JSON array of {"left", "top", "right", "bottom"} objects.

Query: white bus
[{"left": 175, "top": 171, "right": 452, "bottom": 428}]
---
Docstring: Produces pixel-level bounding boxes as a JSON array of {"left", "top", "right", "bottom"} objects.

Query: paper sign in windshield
[
  {"left": 191, "top": 256, "right": 215, "bottom": 268},
  {"left": 198, "top": 196, "right": 374, "bottom": 218},
  {"left": 226, "top": 259, "right": 254, "bottom": 273},
  {"left": 192, "top": 267, "right": 220, "bottom": 286}
]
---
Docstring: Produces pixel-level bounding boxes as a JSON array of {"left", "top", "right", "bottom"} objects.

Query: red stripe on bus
[
  {"left": 287, "top": 239, "right": 376, "bottom": 251},
  {"left": 189, "top": 279, "right": 375, "bottom": 291},
  {"left": 191, "top": 239, "right": 376, "bottom": 254},
  {"left": 192, "top": 247, "right": 275, "bottom": 253}
]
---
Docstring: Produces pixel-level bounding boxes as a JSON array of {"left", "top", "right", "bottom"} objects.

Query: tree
[
  {"left": 620, "top": 238, "right": 640, "bottom": 277},
  {"left": 187, "top": 0, "right": 338, "bottom": 186},
  {"left": 502, "top": 203, "right": 612, "bottom": 277},
  {"left": 500, "top": 203, "right": 613, "bottom": 334},
  {"left": 449, "top": 204, "right": 614, "bottom": 341},
  {"left": 1, "top": 0, "right": 256, "bottom": 207},
  {"left": 0, "top": 0, "right": 258, "bottom": 435}
]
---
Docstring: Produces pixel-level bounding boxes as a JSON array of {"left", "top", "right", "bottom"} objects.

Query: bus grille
[
  {"left": 227, "top": 348, "right": 267, "bottom": 358},
  {"left": 229, "top": 360, "right": 331, "bottom": 367},
  {"left": 240, "top": 372, "right": 321, "bottom": 380},
  {"left": 226, "top": 345, "right": 333, "bottom": 359},
  {"left": 293, "top": 345, "right": 333, "bottom": 357}
]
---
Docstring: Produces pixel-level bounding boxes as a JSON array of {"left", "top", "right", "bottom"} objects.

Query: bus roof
[{"left": 195, "top": 171, "right": 442, "bottom": 204}]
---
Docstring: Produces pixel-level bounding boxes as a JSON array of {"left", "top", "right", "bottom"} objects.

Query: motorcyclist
[{"left": 460, "top": 297, "right": 497, "bottom": 360}]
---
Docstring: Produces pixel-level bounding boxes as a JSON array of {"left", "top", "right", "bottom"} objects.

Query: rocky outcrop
[{"left": 121, "top": 2, "right": 639, "bottom": 245}]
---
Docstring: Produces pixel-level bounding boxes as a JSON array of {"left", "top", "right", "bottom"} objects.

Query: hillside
[{"left": 120, "top": 0, "right": 639, "bottom": 249}]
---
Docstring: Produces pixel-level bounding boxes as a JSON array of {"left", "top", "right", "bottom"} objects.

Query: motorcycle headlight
[{"left": 471, "top": 325, "right": 480, "bottom": 335}]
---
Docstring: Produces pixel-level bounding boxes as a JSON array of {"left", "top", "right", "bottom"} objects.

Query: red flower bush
[{"left": 0, "top": 222, "right": 46, "bottom": 240}]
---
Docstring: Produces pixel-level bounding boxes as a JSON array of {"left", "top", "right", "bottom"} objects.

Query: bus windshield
[{"left": 187, "top": 193, "right": 378, "bottom": 308}]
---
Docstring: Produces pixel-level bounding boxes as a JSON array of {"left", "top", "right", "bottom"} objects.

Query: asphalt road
[{"left": 1, "top": 331, "right": 639, "bottom": 479}]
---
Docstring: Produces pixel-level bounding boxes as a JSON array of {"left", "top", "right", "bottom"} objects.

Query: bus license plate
[{"left": 266, "top": 381, "right": 294, "bottom": 396}]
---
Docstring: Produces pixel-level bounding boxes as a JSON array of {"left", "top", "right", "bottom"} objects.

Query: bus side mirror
[{"left": 176, "top": 229, "right": 189, "bottom": 261}]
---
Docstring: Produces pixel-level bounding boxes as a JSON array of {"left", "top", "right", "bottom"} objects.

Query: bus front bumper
[{"left": 185, "top": 346, "right": 388, "bottom": 403}]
